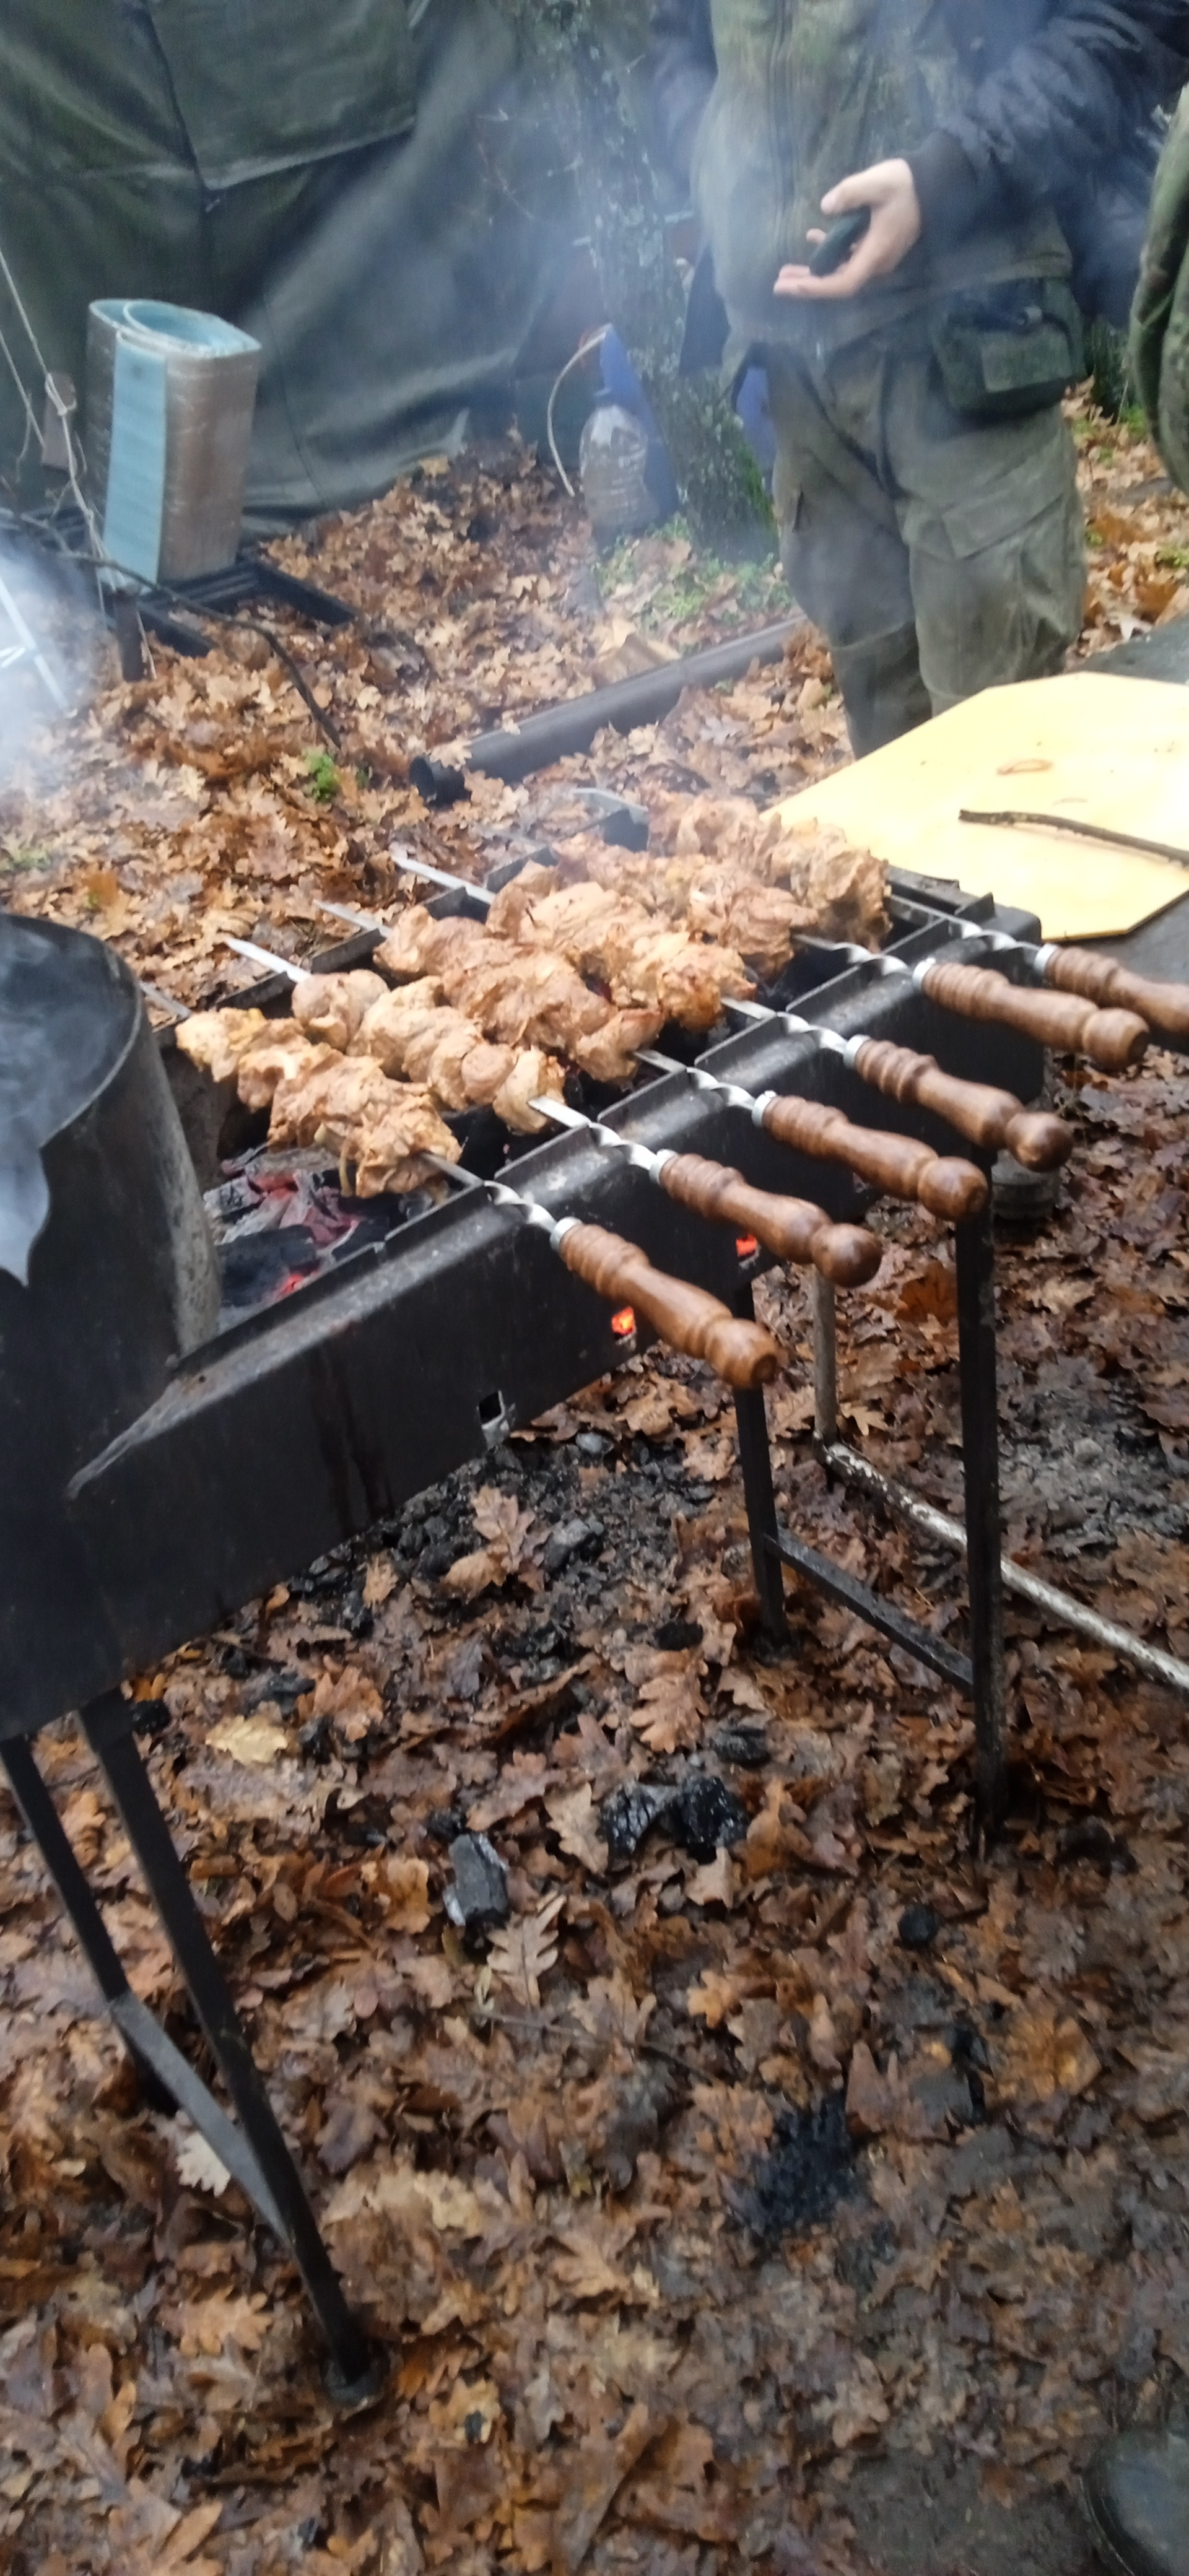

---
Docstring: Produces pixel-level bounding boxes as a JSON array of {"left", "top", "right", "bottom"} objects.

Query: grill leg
[
  {"left": 733, "top": 1279, "right": 789, "bottom": 1645},
  {"left": 76, "top": 1692, "right": 380, "bottom": 2402},
  {"left": 955, "top": 1194, "right": 1008, "bottom": 1838},
  {"left": 811, "top": 1274, "right": 838, "bottom": 1445},
  {"left": 1, "top": 1732, "right": 172, "bottom": 2113}
]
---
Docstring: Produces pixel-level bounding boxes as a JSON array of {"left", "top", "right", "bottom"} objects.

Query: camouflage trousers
[{"left": 767, "top": 330, "right": 1086, "bottom": 757}]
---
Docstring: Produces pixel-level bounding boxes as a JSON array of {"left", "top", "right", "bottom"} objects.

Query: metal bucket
[
  {"left": 0, "top": 915, "right": 219, "bottom": 1731},
  {"left": 86, "top": 300, "right": 261, "bottom": 583}
]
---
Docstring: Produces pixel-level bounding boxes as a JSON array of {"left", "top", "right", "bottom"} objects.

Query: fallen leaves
[
  {"left": 443, "top": 1485, "right": 544, "bottom": 1598},
  {"left": 487, "top": 1892, "right": 565, "bottom": 2008}
]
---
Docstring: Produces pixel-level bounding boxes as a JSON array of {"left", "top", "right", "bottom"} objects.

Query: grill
[{"left": 3, "top": 857, "right": 1185, "bottom": 2400}]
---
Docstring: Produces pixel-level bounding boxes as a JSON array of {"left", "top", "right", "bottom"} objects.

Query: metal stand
[
  {"left": 1, "top": 1693, "right": 380, "bottom": 2403},
  {"left": 732, "top": 1278, "right": 790, "bottom": 1645},
  {"left": 734, "top": 1194, "right": 1008, "bottom": 1836}
]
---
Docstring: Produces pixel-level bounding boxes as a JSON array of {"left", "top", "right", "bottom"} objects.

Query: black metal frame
[
  {"left": 1, "top": 1695, "right": 380, "bottom": 2402},
  {"left": 733, "top": 1185, "right": 1008, "bottom": 1835},
  {"left": 1, "top": 866, "right": 1044, "bottom": 2378}
]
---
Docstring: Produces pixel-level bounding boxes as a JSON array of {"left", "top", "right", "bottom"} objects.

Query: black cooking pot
[{"left": 0, "top": 913, "right": 219, "bottom": 1734}]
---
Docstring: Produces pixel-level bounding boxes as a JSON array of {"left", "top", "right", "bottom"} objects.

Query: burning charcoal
[
  {"left": 671, "top": 1773, "right": 749, "bottom": 1863},
  {"left": 897, "top": 1902, "right": 941, "bottom": 1951},
  {"left": 712, "top": 1721, "right": 769, "bottom": 1770},
  {"left": 443, "top": 1832, "right": 510, "bottom": 1943},
  {"left": 542, "top": 1515, "right": 602, "bottom": 1575},
  {"left": 653, "top": 1617, "right": 703, "bottom": 1652},
  {"left": 219, "top": 1226, "right": 321, "bottom": 1309},
  {"left": 600, "top": 1780, "right": 677, "bottom": 1868},
  {"left": 409, "top": 754, "right": 469, "bottom": 808},
  {"left": 426, "top": 1806, "right": 466, "bottom": 1845},
  {"left": 741, "top": 2091, "right": 859, "bottom": 2242}
]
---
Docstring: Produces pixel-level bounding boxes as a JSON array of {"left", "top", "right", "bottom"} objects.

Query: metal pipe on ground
[
  {"left": 824, "top": 1440, "right": 1189, "bottom": 1701},
  {"left": 464, "top": 617, "right": 805, "bottom": 783}
]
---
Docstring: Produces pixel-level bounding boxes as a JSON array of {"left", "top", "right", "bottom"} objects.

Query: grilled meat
[
  {"left": 292, "top": 968, "right": 387, "bottom": 1050},
  {"left": 175, "top": 1007, "right": 269, "bottom": 1085},
  {"left": 351, "top": 980, "right": 564, "bottom": 1130},
  {"left": 374, "top": 906, "right": 663, "bottom": 1075},
  {"left": 268, "top": 1050, "right": 459, "bottom": 1195}
]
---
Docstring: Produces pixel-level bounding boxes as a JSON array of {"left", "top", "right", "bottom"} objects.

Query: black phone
[{"left": 808, "top": 206, "right": 872, "bottom": 277}]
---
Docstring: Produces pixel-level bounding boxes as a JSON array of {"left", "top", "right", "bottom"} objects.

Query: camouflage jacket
[{"left": 653, "top": 0, "right": 1189, "bottom": 337}]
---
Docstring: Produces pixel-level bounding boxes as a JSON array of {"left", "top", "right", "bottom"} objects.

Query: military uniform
[{"left": 652, "top": 0, "right": 1188, "bottom": 753}]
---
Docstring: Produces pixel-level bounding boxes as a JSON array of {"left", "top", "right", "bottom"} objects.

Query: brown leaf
[
  {"left": 549, "top": 2401, "right": 658, "bottom": 2575},
  {"left": 487, "top": 1892, "right": 565, "bottom": 2008}
]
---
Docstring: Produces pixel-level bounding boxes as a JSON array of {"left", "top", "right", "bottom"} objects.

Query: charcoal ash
[
  {"left": 443, "top": 1832, "right": 510, "bottom": 1946},
  {"left": 653, "top": 1617, "right": 703, "bottom": 1652},
  {"left": 601, "top": 1781, "right": 678, "bottom": 1868},
  {"left": 713, "top": 1721, "right": 769, "bottom": 1769},
  {"left": 600, "top": 1771, "right": 749, "bottom": 1869},
  {"left": 739, "top": 2091, "right": 860, "bottom": 2242},
  {"left": 674, "top": 1773, "right": 749, "bottom": 1861}
]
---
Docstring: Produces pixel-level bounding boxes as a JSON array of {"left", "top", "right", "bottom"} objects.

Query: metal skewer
[
  {"left": 639, "top": 1042, "right": 990, "bottom": 1221},
  {"left": 531, "top": 1094, "right": 882, "bottom": 1285},
  {"left": 429, "top": 1156, "right": 782, "bottom": 1390}
]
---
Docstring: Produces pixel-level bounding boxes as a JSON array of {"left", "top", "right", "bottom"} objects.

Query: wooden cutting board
[{"left": 775, "top": 670, "right": 1189, "bottom": 941}]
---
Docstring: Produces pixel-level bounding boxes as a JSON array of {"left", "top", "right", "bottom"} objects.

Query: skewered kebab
[
  {"left": 637, "top": 1046, "right": 990, "bottom": 1221},
  {"left": 430, "top": 1161, "right": 783, "bottom": 1391},
  {"left": 720, "top": 998, "right": 1073, "bottom": 1178},
  {"left": 178, "top": 942, "right": 567, "bottom": 1177},
  {"left": 183, "top": 939, "right": 884, "bottom": 1286},
  {"left": 534, "top": 1097, "right": 883, "bottom": 1284},
  {"left": 177, "top": 999, "right": 463, "bottom": 1197},
  {"left": 487, "top": 850, "right": 1148, "bottom": 1076}
]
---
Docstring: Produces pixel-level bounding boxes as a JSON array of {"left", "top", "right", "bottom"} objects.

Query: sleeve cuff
[{"left": 906, "top": 129, "right": 1005, "bottom": 244}]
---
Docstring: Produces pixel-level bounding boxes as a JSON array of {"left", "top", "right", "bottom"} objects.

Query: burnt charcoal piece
[
  {"left": 897, "top": 1902, "right": 941, "bottom": 1951},
  {"left": 443, "top": 1832, "right": 510, "bottom": 1943},
  {"left": 219, "top": 1226, "right": 320, "bottom": 1308},
  {"left": 575, "top": 1430, "right": 611, "bottom": 1459},
  {"left": 654, "top": 1617, "right": 703, "bottom": 1652},
  {"left": 601, "top": 1780, "right": 677, "bottom": 1868},
  {"left": 542, "top": 1516, "right": 603, "bottom": 1575},
  {"left": 426, "top": 1805, "right": 466, "bottom": 1845},
  {"left": 712, "top": 1721, "right": 769, "bottom": 1769},
  {"left": 409, "top": 754, "right": 469, "bottom": 807},
  {"left": 743, "top": 2090, "right": 859, "bottom": 2242},
  {"left": 1056, "top": 1816, "right": 1132, "bottom": 1873},
  {"left": 671, "top": 1773, "right": 749, "bottom": 1862}
]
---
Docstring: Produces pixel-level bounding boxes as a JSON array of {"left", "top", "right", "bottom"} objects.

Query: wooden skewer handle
[
  {"left": 556, "top": 1221, "right": 782, "bottom": 1389},
  {"left": 1042, "top": 946, "right": 1189, "bottom": 1045},
  {"left": 920, "top": 958, "right": 1148, "bottom": 1073},
  {"left": 656, "top": 1152, "right": 882, "bottom": 1286},
  {"left": 757, "top": 1091, "right": 987, "bottom": 1223},
  {"left": 851, "top": 1037, "right": 1073, "bottom": 1173}
]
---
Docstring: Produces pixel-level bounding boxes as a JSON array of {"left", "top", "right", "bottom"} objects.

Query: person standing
[{"left": 651, "top": 0, "right": 1189, "bottom": 755}]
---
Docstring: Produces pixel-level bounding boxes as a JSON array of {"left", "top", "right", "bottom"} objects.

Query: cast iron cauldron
[{"left": 0, "top": 913, "right": 219, "bottom": 1733}]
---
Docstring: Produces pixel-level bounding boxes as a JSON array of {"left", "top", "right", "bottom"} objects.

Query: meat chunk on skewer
[
  {"left": 375, "top": 907, "right": 664, "bottom": 1070},
  {"left": 352, "top": 981, "right": 565, "bottom": 1131},
  {"left": 175, "top": 1007, "right": 268, "bottom": 1085},
  {"left": 268, "top": 1050, "right": 459, "bottom": 1196},
  {"left": 292, "top": 968, "right": 387, "bottom": 1050},
  {"left": 235, "top": 1030, "right": 331, "bottom": 1112}
]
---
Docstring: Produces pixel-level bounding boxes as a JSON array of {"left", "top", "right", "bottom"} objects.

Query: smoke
[{"left": 0, "top": 540, "right": 101, "bottom": 787}]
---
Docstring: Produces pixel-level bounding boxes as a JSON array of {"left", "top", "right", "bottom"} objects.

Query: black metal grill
[{"left": 1, "top": 864, "right": 1064, "bottom": 2400}]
